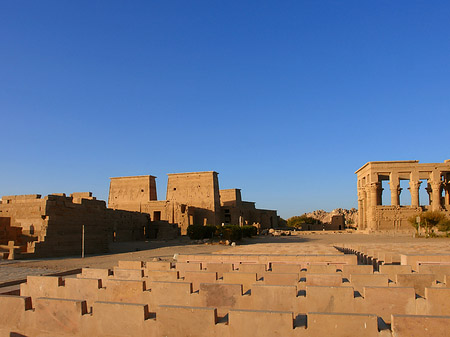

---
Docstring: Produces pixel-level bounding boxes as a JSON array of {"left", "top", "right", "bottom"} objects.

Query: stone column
[
  {"left": 358, "top": 190, "right": 365, "bottom": 229},
  {"left": 366, "top": 183, "right": 381, "bottom": 230},
  {"left": 369, "top": 182, "right": 381, "bottom": 207},
  {"left": 426, "top": 183, "right": 432, "bottom": 205},
  {"left": 377, "top": 184, "right": 383, "bottom": 205},
  {"left": 389, "top": 181, "right": 401, "bottom": 206},
  {"left": 430, "top": 180, "right": 442, "bottom": 211},
  {"left": 409, "top": 180, "right": 421, "bottom": 208},
  {"left": 443, "top": 182, "right": 450, "bottom": 207}
]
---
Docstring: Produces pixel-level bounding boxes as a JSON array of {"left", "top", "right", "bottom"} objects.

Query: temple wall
[
  {"left": 0, "top": 193, "right": 149, "bottom": 258},
  {"left": 355, "top": 160, "right": 450, "bottom": 232},
  {"left": 108, "top": 175, "right": 157, "bottom": 211}
]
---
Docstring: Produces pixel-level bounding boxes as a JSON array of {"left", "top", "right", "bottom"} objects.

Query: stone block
[
  {"left": 228, "top": 309, "right": 294, "bottom": 337},
  {"left": 21, "top": 275, "right": 63, "bottom": 298},
  {"left": 35, "top": 297, "right": 87, "bottom": 335},
  {"left": 113, "top": 267, "right": 145, "bottom": 280},
  {"left": 251, "top": 284, "right": 297, "bottom": 312},
  {"left": 93, "top": 301, "right": 154, "bottom": 336},
  {"left": 0, "top": 295, "right": 32, "bottom": 330},
  {"left": 118, "top": 260, "right": 144, "bottom": 269},
  {"left": 175, "top": 262, "right": 202, "bottom": 277},
  {"left": 184, "top": 271, "right": 217, "bottom": 292},
  {"left": 102, "top": 279, "right": 147, "bottom": 303},
  {"left": 306, "top": 312, "right": 379, "bottom": 337},
  {"left": 349, "top": 274, "right": 388, "bottom": 293},
  {"left": 425, "top": 287, "right": 450, "bottom": 315},
  {"left": 223, "top": 272, "right": 258, "bottom": 293},
  {"left": 199, "top": 283, "right": 243, "bottom": 314},
  {"left": 395, "top": 274, "right": 436, "bottom": 297},
  {"left": 237, "top": 263, "right": 266, "bottom": 279},
  {"left": 341, "top": 265, "right": 373, "bottom": 278},
  {"left": 146, "top": 261, "right": 172, "bottom": 271},
  {"left": 149, "top": 281, "right": 193, "bottom": 306},
  {"left": 147, "top": 270, "right": 179, "bottom": 282},
  {"left": 264, "top": 273, "right": 299, "bottom": 287},
  {"left": 306, "top": 286, "right": 355, "bottom": 313},
  {"left": 78, "top": 268, "right": 111, "bottom": 282},
  {"left": 306, "top": 273, "right": 342, "bottom": 287},
  {"left": 271, "top": 263, "right": 302, "bottom": 273},
  {"left": 307, "top": 264, "right": 338, "bottom": 274},
  {"left": 418, "top": 264, "right": 450, "bottom": 283},
  {"left": 379, "top": 265, "right": 412, "bottom": 281},
  {"left": 360, "top": 286, "right": 416, "bottom": 323},
  {"left": 205, "top": 262, "right": 233, "bottom": 278},
  {"left": 157, "top": 305, "right": 217, "bottom": 337},
  {"left": 401, "top": 254, "right": 450, "bottom": 271},
  {"left": 392, "top": 314, "right": 450, "bottom": 337},
  {"left": 64, "top": 277, "right": 102, "bottom": 308}
]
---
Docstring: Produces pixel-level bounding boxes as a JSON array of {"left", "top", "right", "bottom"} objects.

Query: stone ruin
[
  {"left": 108, "top": 171, "right": 278, "bottom": 235},
  {"left": 0, "top": 193, "right": 150, "bottom": 259},
  {"left": 356, "top": 160, "right": 450, "bottom": 232},
  {"left": 0, "top": 171, "right": 278, "bottom": 259},
  {"left": 1, "top": 163, "right": 450, "bottom": 335},
  {"left": 1, "top": 242, "right": 450, "bottom": 336}
]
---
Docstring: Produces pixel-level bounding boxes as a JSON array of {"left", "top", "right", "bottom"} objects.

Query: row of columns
[
  {"left": 357, "top": 178, "right": 450, "bottom": 230},
  {"left": 394, "top": 179, "right": 450, "bottom": 210},
  {"left": 364, "top": 179, "right": 450, "bottom": 210}
]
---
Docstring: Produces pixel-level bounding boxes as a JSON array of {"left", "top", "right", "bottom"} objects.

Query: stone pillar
[
  {"left": 389, "top": 181, "right": 401, "bottom": 206},
  {"left": 377, "top": 184, "right": 383, "bottom": 205},
  {"left": 426, "top": 183, "right": 432, "bottom": 205},
  {"left": 409, "top": 180, "right": 421, "bottom": 208},
  {"left": 357, "top": 190, "right": 365, "bottom": 229},
  {"left": 444, "top": 182, "right": 450, "bottom": 207},
  {"left": 430, "top": 180, "right": 442, "bottom": 211},
  {"left": 366, "top": 183, "right": 381, "bottom": 230},
  {"left": 369, "top": 182, "right": 381, "bottom": 206}
]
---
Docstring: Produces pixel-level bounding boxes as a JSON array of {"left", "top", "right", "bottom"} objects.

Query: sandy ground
[{"left": 0, "top": 232, "right": 446, "bottom": 283}]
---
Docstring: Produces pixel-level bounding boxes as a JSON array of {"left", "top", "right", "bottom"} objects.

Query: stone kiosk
[{"left": 356, "top": 160, "right": 450, "bottom": 232}]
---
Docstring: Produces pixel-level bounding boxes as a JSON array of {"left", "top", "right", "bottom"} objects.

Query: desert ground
[{"left": 0, "top": 232, "right": 444, "bottom": 283}]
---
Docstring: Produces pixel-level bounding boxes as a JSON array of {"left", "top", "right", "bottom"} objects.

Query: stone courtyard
[{"left": 1, "top": 233, "right": 449, "bottom": 336}]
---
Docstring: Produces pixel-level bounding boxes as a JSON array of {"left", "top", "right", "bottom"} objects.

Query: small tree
[
  {"left": 412, "top": 211, "right": 448, "bottom": 237},
  {"left": 287, "top": 214, "right": 322, "bottom": 229},
  {"left": 438, "top": 218, "right": 450, "bottom": 233}
]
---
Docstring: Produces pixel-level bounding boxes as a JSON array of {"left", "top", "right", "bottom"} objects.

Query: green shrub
[
  {"left": 287, "top": 214, "right": 322, "bottom": 229},
  {"left": 187, "top": 225, "right": 216, "bottom": 240},
  {"left": 409, "top": 211, "right": 449, "bottom": 237},
  {"left": 216, "top": 225, "right": 242, "bottom": 241},
  {"left": 242, "top": 225, "right": 257, "bottom": 237}
]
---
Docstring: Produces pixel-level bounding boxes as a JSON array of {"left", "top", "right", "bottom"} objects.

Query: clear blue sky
[{"left": 1, "top": 1, "right": 449, "bottom": 219}]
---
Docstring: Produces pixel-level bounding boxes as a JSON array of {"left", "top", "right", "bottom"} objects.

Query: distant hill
[{"left": 304, "top": 208, "right": 358, "bottom": 226}]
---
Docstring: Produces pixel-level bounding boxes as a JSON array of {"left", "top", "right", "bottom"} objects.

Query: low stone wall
[{"left": 2, "top": 252, "right": 450, "bottom": 336}]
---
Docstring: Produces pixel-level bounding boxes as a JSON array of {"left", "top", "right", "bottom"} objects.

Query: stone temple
[
  {"left": 356, "top": 160, "right": 450, "bottom": 232},
  {"left": 108, "top": 171, "right": 278, "bottom": 235},
  {"left": 0, "top": 171, "right": 278, "bottom": 259}
]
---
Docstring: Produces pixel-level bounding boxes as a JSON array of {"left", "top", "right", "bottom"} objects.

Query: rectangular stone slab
[
  {"left": 306, "top": 312, "right": 379, "bottom": 337},
  {"left": 392, "top": 314, "right": 450, "bottom": 337},
  {"left": 228, "top": 309, "right": 294, "bottom": 337},
  {"left": 157, "top": 305, "right": 217, "bottom": 337},
  {"left": 425, "top": 287, "right": 450, "bottom": 316}
]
